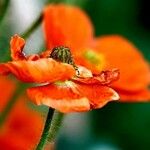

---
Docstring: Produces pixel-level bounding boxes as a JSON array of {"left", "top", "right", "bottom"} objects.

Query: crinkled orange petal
[
  {"left": 75, "top": 83, "right": 119, "bottom": 109},
  {"left": 94, "top": 35, "right": 150, "bottom": 91},
  {"left": 27, "top": 83, "right": 90, "bottom": 113},
  {"left": 27, "top": 54, "right": 40, "bottom": 61},
  {"left": 117, "top": 89, "right": 150, "bottom": 102},
  {"left": 77, "top": 66, "right": 93, "bottom": 78},
  {"left": 27, "top": 82, "right": 119, "bottom": 113},
  {"left": 10, "top": 34, "right": 26, "bottom": 61},
  {"left": 0, "top": 58, "right": 75, "bottom": 83},
  {"left": 43, "top": 4, "right": 93, "bottom": 51},
  {"left": 74, "top": 69, "right": 119, "bottom": 85},
  {"left": 40, "top": 50, "right": 51, "bottom": 58}
]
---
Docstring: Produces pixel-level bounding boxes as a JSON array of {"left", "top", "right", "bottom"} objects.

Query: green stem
[
  {"left": 0, "top": 82, "right": 27, "bottom": 127},
  {"left": 0, "top": 0, "right": 10, "bottom": 25},
  {"left": 21, "top": 14, "right": 42, "bottom": 39},
  {"left": 21, "top": 0, "right": 64, "bottom": 39},
  {"left": 36, "top": 108, "right": 54, "bottom": 150},
  {"left": 48, "top": 110, "right": 64, "bottom": 142},
  {"left": 36, "top": 109, "right": 64, "bottom": 150}
]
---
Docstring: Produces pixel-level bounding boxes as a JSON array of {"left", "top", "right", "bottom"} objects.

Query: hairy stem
[
  {"left": 36, "top": 109, "right": 64, "bottom": 150},
  {"left": 36, "top": 108, "right": 54, "bottom": 150},
  {"left": 48, "top": 110, "right": 64, "bottom": 142}
]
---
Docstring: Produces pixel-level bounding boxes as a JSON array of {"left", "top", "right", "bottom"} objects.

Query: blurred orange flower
[
  {"left": 0, "top": 77, "right": 43, "bottom": 150},
  {"left": 43, "top": 4, "right": 150, "bottom": 101},
  {"left": 0, "top": 34, "right": 119, "bottom": 113},
  {"left": 0, "top": 76, "right": 16, "bottom": 111}
]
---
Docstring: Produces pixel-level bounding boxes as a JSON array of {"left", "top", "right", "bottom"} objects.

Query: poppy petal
[
  {"left": 27, "top": 82, "right": 90, "bottom": 113},
  {"left": 76, "top": 66, "right": 93, "bottom": 78},
  {"left": 75, "top": 83, "right": 119, "bottom": 109},
  {"left": 27, "top": 81, "right": 119, "bottom": 113},
  {"left": 118, "top": 89, "right": 150, "bottom": 102},
  {"left": 0, "top": 58, "right": 75, "bottom": 83},
  {"left": 43, "top": 4, "right": 93, "bottom": 51},
  {"left": 10, "top": 34, "right": 26, "bottom": 60},
  {"left": 94, "top": 35, "right": 150, "bottom": 91},
  {"left": 74, "top": 69, "right": 119, "bottom": 85}
]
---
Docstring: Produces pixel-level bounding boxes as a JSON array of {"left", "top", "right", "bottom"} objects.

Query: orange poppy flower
[
  {"left": 0, "top": 77, "right": 43, "bottom": 150},
  {"left": 0, "top": 35, "right": 119, "bottom": 113},
  {"left": 43, "top": 4, "right": 150, "bottom": 101},
  {"left": 0, "top": 76, "right": 16, "bottom": 111},
  {"left": 0, "top": 99, "right": 43, "bottom": 150}
]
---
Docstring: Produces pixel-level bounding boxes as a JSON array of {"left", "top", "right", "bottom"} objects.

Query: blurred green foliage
[{"left": 91, "top": 103, "right": 150, "bottom": 150}]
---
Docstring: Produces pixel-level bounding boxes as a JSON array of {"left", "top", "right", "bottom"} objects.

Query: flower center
[
  {"left": 84, "top": 50, "right": 105, "bottom": 71},
  {"left": 50, "top": 46, "right": 78, "bottom": 72}
]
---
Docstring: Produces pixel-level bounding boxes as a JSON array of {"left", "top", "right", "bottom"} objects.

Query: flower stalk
[
  {"left": 48, "top": 110, "right": 64, "bottom": 142},
  {"left": 21, "top": 0, "right": 63, "bottom": 39},
  {"left": 21, "top": 14, "right": 42, "bottom": 39},
  {"left": 36, "top": 109, "right": 64, "bottom": 150}
]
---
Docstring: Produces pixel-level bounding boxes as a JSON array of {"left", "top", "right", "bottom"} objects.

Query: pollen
[{"left": 84, "top": 49, "right": 105, "bottom": 71}]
